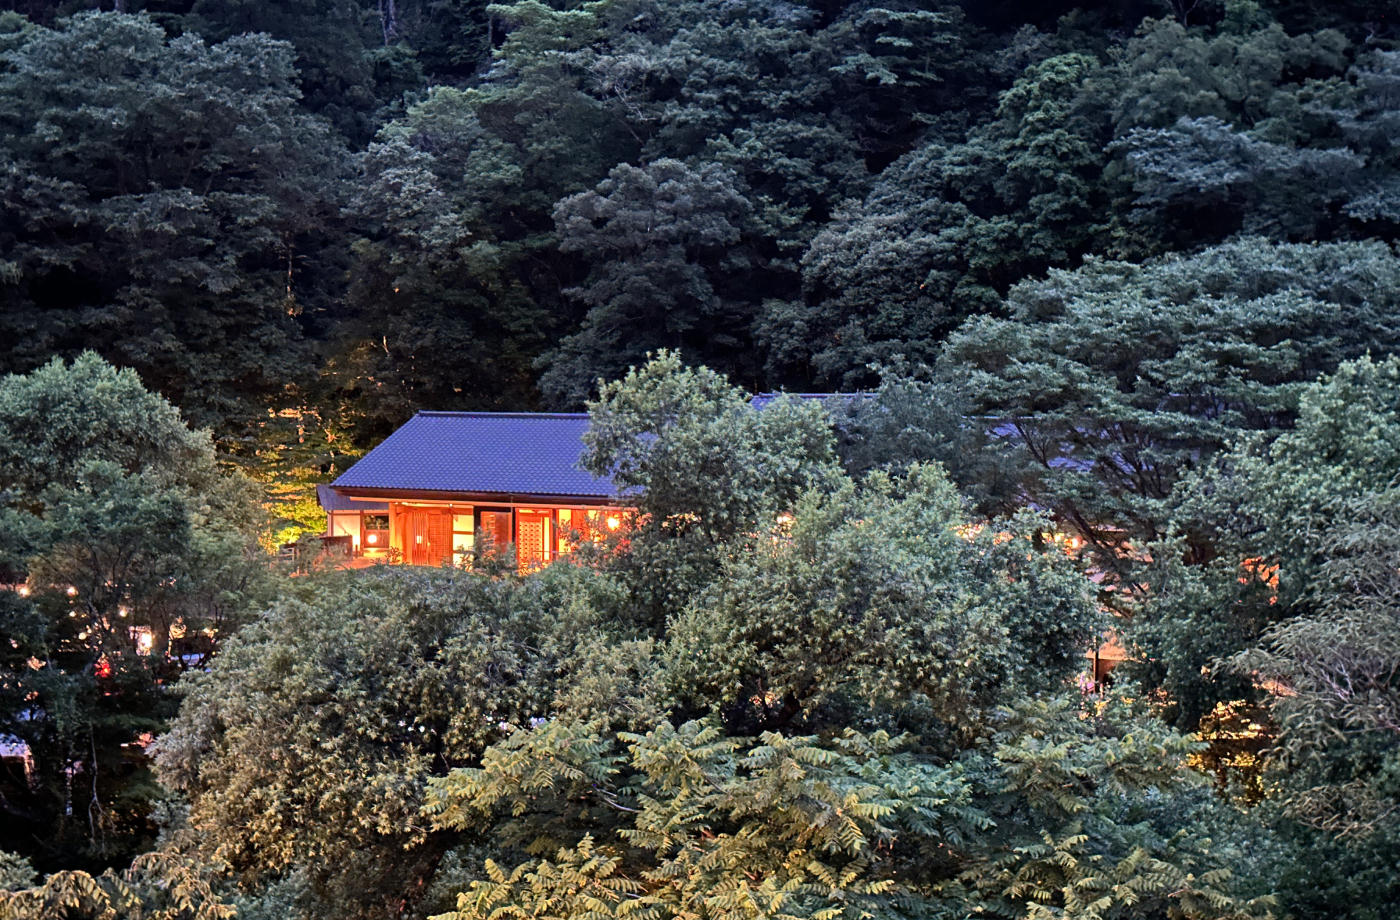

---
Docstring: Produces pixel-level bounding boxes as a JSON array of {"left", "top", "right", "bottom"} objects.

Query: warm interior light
[
  {"left": 17, "top": 585, "right": 30, "bottom": 597},
  {"left": 367, "top": 533, "right": 379, "bottom": 545},
  {"left": 415, "top": 535, "right": 423, "bottom": 544},
  {"left": 606, "top": 515, "right": 621, "bottom": 531},
  {"left": 776, "top": 512, "right": 794, "bottom": 526},
  {"left": 118, "top": 606, "right": 128, "bottom": 618},
  {"left": 65, "top": 586, "right": 77, "bottom": 597}
]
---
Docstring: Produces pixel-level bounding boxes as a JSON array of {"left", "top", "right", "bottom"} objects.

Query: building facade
[{"left": 318, "top": 412, "right": 625, "bottom": 569}]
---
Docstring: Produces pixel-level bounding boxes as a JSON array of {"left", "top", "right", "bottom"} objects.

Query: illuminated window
[
  {"left": 130, "top": 626, "right": 153, "bottom": 656},
  {"left": 363, "top": 513, "right": 389, "bottom": 552},
  {"left": 452, "top": 510, "right": 475, "bottom": 566},
  {"left": 479, "top": 510, "right": 512, "bottom": 557}
]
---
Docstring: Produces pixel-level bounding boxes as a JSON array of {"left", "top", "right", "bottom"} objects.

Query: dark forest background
[{"left": 3, "top": 0, "right": 1396, "bottom": 539}]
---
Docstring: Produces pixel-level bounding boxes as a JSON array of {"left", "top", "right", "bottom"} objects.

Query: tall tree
[
  {"left": 941, "top": 238, "right": 1400, "bottom": 582},
  {"left": 0, "top": 355, "right": 267, "bottom": 871},
  {"left": 0, "top": 12, "right": 352, "bottom": 438},
  {"left": 181, "top": 0, "right": 424, "bottom": 145},
  {"left": 1124, "top": 358, "right": 1400, "bottom": 918},
  {"left": 540, "top": 161, "right": 755, "bottom": 404}
]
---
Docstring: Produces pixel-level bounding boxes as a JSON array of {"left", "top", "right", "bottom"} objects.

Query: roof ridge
[{"left": 414, "top": 411, "right": 590, "bottom": 419}]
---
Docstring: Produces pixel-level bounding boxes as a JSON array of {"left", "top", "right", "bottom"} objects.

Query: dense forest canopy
[
  {"left": 4, "top": 0, "right": 1397, "bottom": 444},
  {"left": 3, "top": 0, "right": 1400, "bottom": 918}
]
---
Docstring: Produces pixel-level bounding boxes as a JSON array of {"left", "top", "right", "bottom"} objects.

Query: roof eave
[{"left": 330, "top": 485, "right": 619, "bottom": 506}]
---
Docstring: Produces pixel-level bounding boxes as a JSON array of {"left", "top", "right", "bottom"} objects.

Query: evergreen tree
[{"left": 0, "top": 11, "right": 353, "bottom": 438}]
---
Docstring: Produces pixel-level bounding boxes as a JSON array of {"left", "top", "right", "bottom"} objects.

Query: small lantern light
[{"left": 367, "top": 533, "right": 379, "bottom": 545}]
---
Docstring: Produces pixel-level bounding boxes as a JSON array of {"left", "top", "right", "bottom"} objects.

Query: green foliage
[
  {"left": 584, "top": 352, "right": 839, "bottom": 543},
  {"left": 339, "top": 84, "right": 556, "bottom": 430},
  {"left": 779, "top": 50, "right": 1109, "bottom": 384},
  {"left": 0, "top": 852, "right": 233, "bottom": 920},
  {"left": 541, "top": 160, "right": 754, "bottom": 405},
  {"left": 183, "top": 0, "right": 424, "bottom": 144},
  {"left": 1128, "top": 357, "right": 1400, "bottom": 914},
  {"left": 153, "top": 562, "right": 643, "bottom": 918},
  {"left": 581, "top": 352, "right": 840, "bottom": 618},
  {"left": 0, "top": 11, "right": 352, "bottom": 435},
  {"left": 164, "top": 356, "right": 1270, "bottom": 919},
  {"left": 425, "top": 698, "right": 1270, "bottom": 920},
  {"left": 426, "top": 719, "right": 979, "bottom": 920},
  {"left": 661, "top": 466, "right": 1099, "bottom": 732},
  {"left": 12, "top": 0, "right": 1400, "bottom": 913},
  {"left": 0, "top": 354, "right": 267, "bottom": 868},
  {"left": 942, "top": 238, "right": 1400, "bottom": 580},
  {"left": 0, "top": 854, "right": 36, "bottom": 892},
  {"left": 828, "top": 363, "right": 1021, "bottom": 510}
]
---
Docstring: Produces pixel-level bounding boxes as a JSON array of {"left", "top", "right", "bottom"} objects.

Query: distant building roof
[
  {"left": 330, "top": 412, "right": 615, "bottom": 502},
  {"left": 316, "top": 484, "right": 388, "bottom": 512}
]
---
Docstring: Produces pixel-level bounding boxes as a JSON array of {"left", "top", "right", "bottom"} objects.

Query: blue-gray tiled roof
[
  {"left": 316, "top": 484, "right": 388, "bottom": 512},
  {"left": 330, "top": 412, "right": 615, "bottom": 500}
]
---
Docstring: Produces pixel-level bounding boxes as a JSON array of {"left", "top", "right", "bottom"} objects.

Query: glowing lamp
[
  {"left": 17, "top": 585, "right": 29, "bottom": 597},
  {"left": 65, "top": 586, "right": 77, "bottom": 597},
  {"left": 415, "top": 535, "right": 423, "bottom": 545},
  {"left": 367, "top": 533, "right": 379, "bottom": 545},
  {"left": 606, "top": 515, "right": 621, "bottom": 531}
]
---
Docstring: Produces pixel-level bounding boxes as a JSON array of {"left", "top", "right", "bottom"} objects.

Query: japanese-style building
[
  {"left": 317, "top": 401, "right": 1128, "bottom": 680},
  {"left": 317, "top": 411, "right": 625, "bottom": 569}
]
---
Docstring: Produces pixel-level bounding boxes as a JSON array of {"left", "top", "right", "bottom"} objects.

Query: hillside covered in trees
[{"left": 3, "top": 0, "right": 1400, "bottom": 918}]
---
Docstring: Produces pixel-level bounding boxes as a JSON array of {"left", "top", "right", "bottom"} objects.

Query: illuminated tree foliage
[
  {"left": 0, "top": 354, "right": 266, "bottom": 870},
  {"left": 942, "top": 238, "right": 1400, "bottom": 579},
  {"left": 1122, "top": 358, "right": 1400, "bottom": 916},
  {"left": 0, "top": 851, "right": 233, "bottom": 920},
  {"left": 152, "top": 356, "right": 1273, "bottom": 920}
]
